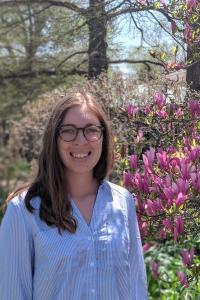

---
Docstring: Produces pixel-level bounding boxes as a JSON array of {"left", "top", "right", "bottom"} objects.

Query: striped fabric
[{"left": 0, "top": 181, "right": 148, "bottom": 300}]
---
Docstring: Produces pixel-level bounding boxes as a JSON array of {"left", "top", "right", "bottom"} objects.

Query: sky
[{"left": 109, "top": 11, "right": 183, "bottom": 75}]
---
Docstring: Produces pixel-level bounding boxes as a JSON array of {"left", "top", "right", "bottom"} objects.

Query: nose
[{"left": 74, "top": 129, "right": 88, "bottom": 144}]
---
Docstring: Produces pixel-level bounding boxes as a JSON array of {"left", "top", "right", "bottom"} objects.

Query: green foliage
[
  {"left": 146, "top": 241, "right": 200, "bottom": 300},
  {"left": 0, "top": 4, "right": 88, "bottom": 119}
]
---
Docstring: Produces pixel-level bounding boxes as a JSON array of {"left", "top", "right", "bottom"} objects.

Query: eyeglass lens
[{"left": 59, "top": 125, "right": 103, "bottom": 142}]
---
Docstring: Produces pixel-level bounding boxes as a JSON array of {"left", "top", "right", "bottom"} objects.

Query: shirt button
[
  {"left": 88, "top": 236, "right": 92, "bottom": 241},
  {"left": 91, "top": 289, "right": 95, "bottom": 294}
]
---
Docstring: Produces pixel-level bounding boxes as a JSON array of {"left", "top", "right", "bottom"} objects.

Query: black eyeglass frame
[{"left": 58, "top": 124, "right": 104, "bottom": 142}]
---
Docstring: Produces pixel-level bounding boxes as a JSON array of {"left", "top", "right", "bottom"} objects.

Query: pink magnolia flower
[
  {"left": 135, "top": 194, "right": 145, "bottom": 213},
  {"left": 170, "top": 157, "right": 180, "bottom": 169},
  {"left": 138, "top": 0, "right": 147, "bottom": 5},
  {"left": 114, "top": 153, "right": 119, "bottom": 161},
  {"left": 154, "top": 198, "right": 163, "bottom": 211},
  {"left": 123, "top": 171, "right": 132, "bottom": 188},
  {"left": 149, "top": 176, "right": 161, "bottom": 193},
  {"left": 178, "top": 159, "right": 191, "bottom": 180},
  {"left": 165, "top": 62, "right": 184, "bottom": 71},
  {"left": 150, "top": 260, "right": 160, "bottom": 279},
  {"left": 187, "top": 0, "right": 197, "bottom": 11},
  {"left": 129, "top": 154, "right": 138, "bottom": 169},
  {"left": 174, "top": 216, "right": 184, "bottom": 242},
  {"left": 142, "top": 147, "right": 155, "bottom": 172},
  {"left": 175, "top": 107, "right": 184, "bottom": 118},
  {"left": 134, "top": 172, "right": 150, "bottom": 193},
  {"left": 172, "top": 178, "right": 189, "bottom": 195},
  {"left": 176, "top": 271, "right": 189, "bottom": 288},
  {"left": 156, "top": 150, "right": 170, "bottom": 170},
  {"left": 188, "top": 99, "right": 200, "bottom": 117},
  {"left": 175, "top": 192, "right": 187, "bottom": 208},
  {"left": 171, "top": 21, "right": 177, "bottom": 34},
  {"left": 157, "top": 176, "right": 171, "bottom": 195},
  {"left": 145, "top": 199, "right": 157, "bottom": 216},
  {"left": 143, "top": 243, "right": 153, "bottom": 253},
  {"left": 126, "top": 104, "right": 138, "bottom": 118},
  {"left": 180, "top": 248, "right": 194, "bottom": 267},
  {"left": 144, "top": 105, "right": 151, "bottom": 115},
  {"left": 183, "top": 138, "right": 191, "bottom": 150},
  {"left": 167, "top": 146, "right": 177, "bottom": 154},
  {"left": 153, "top": 92, "right": 166, "bottom": 109},
  {"left": 165, "top": 174, "right": 172, "bottom": 187},
  {"left": 141, "top": 221, "right": 149, "bottom": 236},
  {"left": 160, "top": 0, "right": 168, "bottom": 10},
  {"left": 159, "top": 228, "right": 167, "bottom": 240},
  {"left": 138, "top": 218, "right": 149, "bottom": 236},
  {"left": 162, "top": 186, "right": 174, "bottom": 205},
  {"left": 163, "top": 218, "right": 172, "bottom": 231},
  {"left": 156, "top": 109, "right": 168, "bottom": 118},
  {"left": 191, "top": 172, "right": 200, "bottom": 192},
  {"left": 136, "top": 130, "right": 143, "bottom": 143},
  {"left": 184, "top": 25, "right": 193, "bottom": 43},
  {"left": 187, "top": 147, "right": 200, "bottom": 162}
]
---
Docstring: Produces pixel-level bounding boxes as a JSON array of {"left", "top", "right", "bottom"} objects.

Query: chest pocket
[{"left": 33, "top": 228, "right": 89, "bottom": 276}]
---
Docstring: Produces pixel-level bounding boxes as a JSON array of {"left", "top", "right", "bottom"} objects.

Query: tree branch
[
  {"left": 148, "top": 11, "right": 186, "bottom": 52},
  {"left": 107, "top": 6, "right": 174, "bottom": 23},
  {"left": 130, "top": 13, "right": 145, "bottom": 47},
  {"left": 0, "top": 68, "right": 87, "bottom": 81},
  {"left": 44, "top": 0, "right": 86, "bottom": 14},
  {"left": 0, "top": 0, "right": 86, "bottom": 14},
  {"left": 0, "top": 4, "right": 52, "bottom": 37},
  {"left": 105, "top": 0, "right": 126, "bottom": 15},
  {"left": 56, "top": 50, "right": 87, "bottom": 68},
  {"left": 108, "top": 59, "right": 164, "bottom": 67}
]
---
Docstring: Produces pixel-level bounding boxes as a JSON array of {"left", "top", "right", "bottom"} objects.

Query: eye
[
  {"left": 60, "top": 126, "right": 76, "bottom": 135},
  {"left": 86, "top": 126, "right": 101, "bottom": 133}
]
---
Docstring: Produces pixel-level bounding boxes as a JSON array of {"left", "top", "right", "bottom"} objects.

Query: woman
[{"left": 0, "top": 90, "right": 148, "bottom": 300}]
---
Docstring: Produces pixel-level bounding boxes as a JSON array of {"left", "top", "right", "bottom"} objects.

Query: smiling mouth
[{"left": 70, "top": 152, "right": 91, "bottom": 158}]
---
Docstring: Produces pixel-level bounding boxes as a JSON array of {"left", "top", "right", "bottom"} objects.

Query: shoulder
[
  {"left": 103, "top": 180, "right": 135, "bottom": 212},
  {"left": 2, "top": 192, "right": 41, "bottom": 226},
  {"left": 104, "top": 180, "right": 133, "bottom": 200},
  {"left": 9, "top": 191, "right": 41, "bottom": 210},
  {"left": 1, "top": 193, "right": 41, "bottom": 236}
]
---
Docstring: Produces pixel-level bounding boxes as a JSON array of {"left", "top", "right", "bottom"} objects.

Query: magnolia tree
[{"left": 120, "top": 92, "right": 200, "bottom": 292}]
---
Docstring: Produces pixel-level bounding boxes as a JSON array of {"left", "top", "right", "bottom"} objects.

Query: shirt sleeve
[
  {"left": 0, "top": 200, "right": 33, "bottom": 300},
  {"left": 127, "top": 193, "right": 149, "bottom": 300}
]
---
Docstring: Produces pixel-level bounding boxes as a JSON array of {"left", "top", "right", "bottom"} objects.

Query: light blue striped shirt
[{"left": 0, "top": 180, "right": 148, "bottom": 300}]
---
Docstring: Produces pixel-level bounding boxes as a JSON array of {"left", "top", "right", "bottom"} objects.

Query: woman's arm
[
  {"left": 0, "top": 200, "right": 33, "bottom": 300},
  {"left": 127, "top": 193, "right": 149, "bottom": 300}
]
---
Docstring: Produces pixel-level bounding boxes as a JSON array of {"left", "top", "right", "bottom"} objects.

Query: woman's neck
[{"left": 66, "top": 172, "right": 99, "bottom": 199}]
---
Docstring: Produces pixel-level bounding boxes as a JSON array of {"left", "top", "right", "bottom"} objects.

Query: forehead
[{"left": 62, "top": 105, "right": 100, "bottom": 126}]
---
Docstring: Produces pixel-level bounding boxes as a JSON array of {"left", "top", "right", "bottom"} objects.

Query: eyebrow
[{"left": 61, "top": 123, "right": 101, "bottom": 127}]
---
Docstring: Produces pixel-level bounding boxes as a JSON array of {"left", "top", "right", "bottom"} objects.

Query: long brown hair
[{"left": 7, "top": 90, "right": 114, "bottom": 233}]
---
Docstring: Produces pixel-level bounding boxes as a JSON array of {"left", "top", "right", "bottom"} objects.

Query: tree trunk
[
  {"left": 87, "top": 0, "right": 108, "bottom": 78},
  {"left": 186, "top": 46, "right": 200, "bottom": 91}
]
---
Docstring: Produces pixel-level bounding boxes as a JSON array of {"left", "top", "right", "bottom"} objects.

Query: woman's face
[{"left": 58, "top": 105, "right": 103, "bottom": 178}]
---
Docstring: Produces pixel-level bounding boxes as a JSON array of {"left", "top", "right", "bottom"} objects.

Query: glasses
[{"left": 59, "top": 124, "right": 104, "bottom": 142}]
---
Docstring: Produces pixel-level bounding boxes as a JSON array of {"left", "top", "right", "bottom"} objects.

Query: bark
[
  {"left": 87, "top": 0, "right": 108, "bottom": 78},
  {"left": 186, "top": 46, "right": 200, "bottom": 91}
]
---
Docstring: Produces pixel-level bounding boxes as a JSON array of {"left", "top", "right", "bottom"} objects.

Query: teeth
[{"left": 71, "top": 153, "right": 89, "bottom": 158}]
